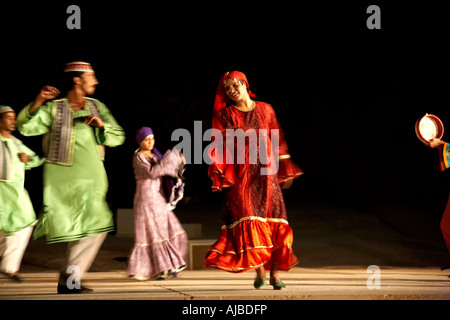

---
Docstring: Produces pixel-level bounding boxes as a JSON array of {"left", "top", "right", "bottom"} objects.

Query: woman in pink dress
[{"left": 128, "top": 127, "right": 187, "bottom": 280}]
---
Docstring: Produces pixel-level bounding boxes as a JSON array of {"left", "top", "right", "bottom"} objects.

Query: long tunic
[
  {"left": 205, "top": 101, "right": 303, "bottom": 272},
  {"left": 128, "top": 149, "right": 187, "bottom": 280},
  {"left": 16, "top": 98, "right": 125, "bottom": 244},
  {"left": 437, "top": 143, "right": 450, "bottom": 254},
  {"left": 0, "top": 135, "right": 44, "bottom": 236}
]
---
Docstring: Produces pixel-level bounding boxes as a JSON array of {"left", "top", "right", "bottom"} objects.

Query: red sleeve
[
  {"left": 265, "top": 103, "right": 304, "bottom": 183},
  {"left": 208, "top": 107, "right": 235, "bottom": 191}
]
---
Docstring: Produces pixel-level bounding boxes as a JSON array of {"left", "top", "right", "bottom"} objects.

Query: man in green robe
[
  {"left": 17, "top": 62, "right": 126, "bottom": 294},
  {"left": 0, "top": 105, "right": 44, "bottom": 282}
]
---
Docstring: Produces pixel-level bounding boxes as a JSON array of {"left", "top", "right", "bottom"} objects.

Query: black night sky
[{"left": 1, "top": 1, "right": 449, "bottom": 217}]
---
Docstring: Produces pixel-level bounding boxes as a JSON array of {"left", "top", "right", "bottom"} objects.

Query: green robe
[
  {"left": 0, "top": 135, "right": 44, "bottom": 236},
  {"left": 17, "top": 98, "right": 126, "bottom": 243}
]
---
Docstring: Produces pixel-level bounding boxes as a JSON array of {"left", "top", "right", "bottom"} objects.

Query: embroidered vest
[
  {"left": 0, "top": 136, "right": 22, "bottom": 182},
  {"left": 43, "top": 98, "right": 105, "bottom": 166}
]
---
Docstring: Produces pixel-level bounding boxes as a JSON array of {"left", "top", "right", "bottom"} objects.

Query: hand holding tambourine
[{"left": 416, "top": 114, "right": 445, "bottom": 148}]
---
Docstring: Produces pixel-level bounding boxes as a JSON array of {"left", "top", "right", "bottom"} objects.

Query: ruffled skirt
[
  {"left": 204, "top": 217, "right": 298, "bottom": 272},
  {"left": 128, "top": 230, "right": 188, "bottom": 279}
]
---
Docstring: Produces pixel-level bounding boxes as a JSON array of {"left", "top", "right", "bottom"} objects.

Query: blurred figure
[
  {"left": 128, "top": 127, "right": 187, "bottom": 280},
  {"left": 205, "top": 71, "right": 303, "bottom": 289},
  {"left": 0, "top": 105, "right": 44, "bottom": 282},
  {"left": 423, "top": 138, "right": 450, "bottom": 264},
  {"left": 16, "top": 62, "right": 125, "bottom": 293}
]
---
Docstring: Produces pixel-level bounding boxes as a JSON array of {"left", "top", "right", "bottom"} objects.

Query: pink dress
[{"left": 128, "top": 149, "right": 187, "bottom": 279}]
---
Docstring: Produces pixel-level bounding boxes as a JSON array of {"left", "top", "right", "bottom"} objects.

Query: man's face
[
  {"left": 0, "top": 112, "right": 17, "bottom": 133},
  {"left": 76, "top": 72, "right": 99, "bottom": 95}
]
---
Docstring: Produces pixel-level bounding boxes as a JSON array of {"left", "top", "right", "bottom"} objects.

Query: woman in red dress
[{"left": 204, "top": 71, "right": 303, "bottom": 289}]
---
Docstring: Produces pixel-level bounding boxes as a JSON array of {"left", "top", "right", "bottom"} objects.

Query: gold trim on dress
[
  {"left": 221, "top": 216, "right": 289, "bottom": 230},
  {"left": 207, "top": 262, "right": 267, "bottom": 272},
  {"left": 278, "top": 172, "right": 304, "bottom": 183},
  {"left": 224, "top": 245, "right": 274, "bottom": 255}
]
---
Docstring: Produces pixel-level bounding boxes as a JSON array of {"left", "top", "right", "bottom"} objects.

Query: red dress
[{"left": 204, "top": 101, "right": 303, "bottom": 272}]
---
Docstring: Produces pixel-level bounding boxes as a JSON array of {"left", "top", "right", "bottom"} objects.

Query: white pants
[
  {"left": 0, "top": 226, "right": 33, "bottom": 274},
  {"left": 59, "top": 233, "right": 107, "bottom": 284}
]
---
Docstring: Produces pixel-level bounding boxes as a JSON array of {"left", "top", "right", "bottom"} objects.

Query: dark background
[{"left": 1, "top": 1, "right": 449, "bottom": 217}]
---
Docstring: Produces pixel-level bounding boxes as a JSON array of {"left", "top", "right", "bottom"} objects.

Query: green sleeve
[
  {"left": 19, "top": 141, "right": 45, "bottom": 170},
  {"left": 17, "top": 102, "right": 54, "bottom": 137},
  {"left": 95, "top": 101, "right": 126, "bottom": 147}
]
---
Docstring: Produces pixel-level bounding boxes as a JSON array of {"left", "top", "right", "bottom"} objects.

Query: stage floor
[{"left": 1, "top": 267, "right": 449, "bottom": 300}]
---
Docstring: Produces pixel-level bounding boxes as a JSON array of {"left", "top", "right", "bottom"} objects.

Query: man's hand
[
  {"left": 29, "top": 86, "right": 61, "bottom": 114},
  {"left": 18, "top": 153, "right": 30, "bottom": 163},
  {"left": 38, "top": 86, "right": 60, "bottom": 101},
  {"left": 84, "top": 115, "right": 104, "bottom": 128}
]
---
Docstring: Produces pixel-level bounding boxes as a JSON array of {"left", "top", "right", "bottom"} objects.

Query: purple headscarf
[
  {"left": 136, "top": 127, "right": 154, "bottom": 145},
  {"left": 136, "top": 127, "right": 163, "bottom": 159}
]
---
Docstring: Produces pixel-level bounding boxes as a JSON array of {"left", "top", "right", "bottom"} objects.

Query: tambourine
[{"left": 415, "top": 113, "right": 444, "bottom": 143}]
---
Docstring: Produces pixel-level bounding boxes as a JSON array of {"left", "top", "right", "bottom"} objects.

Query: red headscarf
[
  {"left": 208, "top": 71, "right": 256, "bottom": 191},
  {"left": 212, "top": 71, "right": 255, "bottom": 130}
]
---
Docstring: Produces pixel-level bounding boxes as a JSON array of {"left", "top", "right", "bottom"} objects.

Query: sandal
[
  {"left": 270, "top": 280, "right": 286, "bottom": 290},
  {"left": 253, "top": 277, "right": 266, "bottom": 289}
]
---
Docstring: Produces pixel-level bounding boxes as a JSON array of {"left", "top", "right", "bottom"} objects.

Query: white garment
[
  {"left": 59, "top": 233, "right": 107, "bottom": 284},
  {"left": 0, "top": 226, "right": 33, "bottom": 274}
]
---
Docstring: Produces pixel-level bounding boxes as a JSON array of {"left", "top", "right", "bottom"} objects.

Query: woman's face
[
  {"left": 140, "top": 135, "right": 155, "bottom": 151},
  {"left": 224, "top": 78, "right": 249, "bottom": 102}
]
